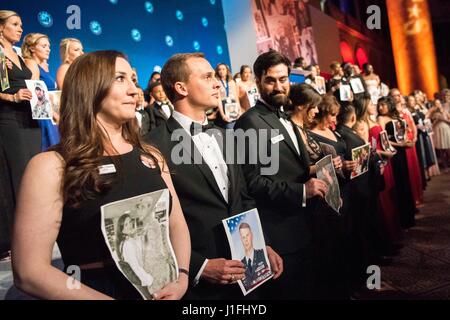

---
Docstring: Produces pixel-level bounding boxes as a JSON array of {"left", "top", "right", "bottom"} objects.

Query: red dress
[
  {"left": 369, "top": 124, "right": 402, "bottom": 241},
  {"left": 401, "top": 110, "right": 424, "bottom": 205}
]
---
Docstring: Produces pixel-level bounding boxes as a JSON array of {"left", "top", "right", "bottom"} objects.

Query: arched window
[
  {"left": 355, "top": 46, "right": 369, "bottom": 69},
  {"left": 340, "top": 41, "right": 354, "bottom": 64}
]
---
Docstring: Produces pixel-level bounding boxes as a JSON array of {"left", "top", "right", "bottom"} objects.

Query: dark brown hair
[
  {"left": 161, "top": 52, "right": 205, "bottom": 102},
  {"left": 52, "top": 50, "right": 161, "bottom": 207},
  {"left": 215, "top": 63, "right": 232, "bottom": 82},
  {"left": 253, "top": 50, "right": 291, "bottom": 80},
  {"left": 238, "top": 222, "right": 251, "bottom": 231},
  {"left": 353, "top": 92, "right": 371, "bottom": 121},
  {"left": 312, "top": 94, "right": 340, "bottom": 127},
  {"left": 288, "top": 83, "right": 322, "bottom": 110},
  {"left": 287, "top": 83, "right": 322, "bottom": 127}
]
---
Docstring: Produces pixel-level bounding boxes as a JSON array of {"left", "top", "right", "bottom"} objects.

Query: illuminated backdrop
[
  {"left": 3, "top": 0, "right": 230, "bottom": 87},
  {"left": 386, "top": 0, "right": 439, "bottom": 98}
]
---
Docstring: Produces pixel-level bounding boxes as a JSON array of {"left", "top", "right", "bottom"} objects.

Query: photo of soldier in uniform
[
  {"left": 25, "top": 80, "right": 52, "bottom": 120},
  {"left": 223, "top": 209, "right": 273, "bottom": 296}
]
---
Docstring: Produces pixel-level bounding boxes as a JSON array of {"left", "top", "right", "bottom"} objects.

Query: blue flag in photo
[{"left": 226, "top": 213, "right": 247, "bottom": 234}]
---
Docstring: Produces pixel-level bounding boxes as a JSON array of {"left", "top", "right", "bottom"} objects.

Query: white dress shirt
[
  {"left": 260, "top": 99, "right": 306, "bottom": 208},
  {"left": 156, "top": 101, "right": 173, "bottom": 119},
  {"left": 244, "top": 249, "right": 255, "bottom": 267},
  {"left": 172, "top": 110, "right": 230, "bottom": 285},
  {"left": 135, "top": 106, "right": 144, "bottom": 128}
]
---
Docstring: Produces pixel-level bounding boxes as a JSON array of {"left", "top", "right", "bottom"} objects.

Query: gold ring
[{"left": 231, "top": 274, "right": 235, "bottom": 282}]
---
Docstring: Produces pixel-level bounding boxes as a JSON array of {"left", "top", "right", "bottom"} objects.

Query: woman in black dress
[
  {"left": 0, "top": 10, "right": 37, "bottom": 259},
  {"left": 289, "top": 89, "right": 350, "bottom": 298},
  {"left": 0, "top": 10, "right": 38, "bottom": 199},
  {"left": 12, "top": 51, "right": 191, "bottom": 300}
]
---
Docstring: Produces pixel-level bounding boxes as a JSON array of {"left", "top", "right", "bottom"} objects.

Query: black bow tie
[
  {"left": 276, "top": 107, "right": 290, "bottom": 120},
  {"left": 190, "top": 122, "right": 215, "bottom": 136}
]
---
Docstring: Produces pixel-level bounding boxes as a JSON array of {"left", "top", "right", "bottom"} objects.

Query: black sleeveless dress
[
  {"left": 0, "top": 54, "right": 40, "bottom": 254},
  {"left": 306, "top": 130, "right": 349, "bottom": 298},
  {"left": 57, "top": 148, "right": 171, "bottom": 299},
  {"left": 0, "top": 55, "right": 40, "bottom": 198}
]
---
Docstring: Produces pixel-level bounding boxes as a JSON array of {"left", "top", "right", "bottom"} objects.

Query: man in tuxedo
[
  {"left": 135, "top": 86, "right": 152, "bottom": 136},
  {"left": 145, "top": 53, "right": 283, "bottom": 299},
  {"left": 238, "top": 223, "right": 269, "bottom": 291},
  {"left": 148, "top": 81, "right": 174, "bottom": 130},
  {"left": 234, "top": 50, "right": 328, "bottom": 299}
]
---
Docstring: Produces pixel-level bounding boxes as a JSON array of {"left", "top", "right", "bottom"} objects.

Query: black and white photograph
[
  {"left": 251, "top": 0, "right": 318, "bottom": 64},
  {"left": 224, "top": 101, "right": 239, "bottom": 121},
  {"left": 222, "top": 209, "right": 273, "bottom": 296},
  {"left": 101, "top": 189, "right": 178, "bottom": 300},
  {"left": 246, "top": 86, "right": 260, "bottom": 108},
  {"left": 316, "top": 155, "right": 341, "bottom": 214},
  {"left": 339, "top": 84, "right": 352, "bottom": 101},
  {"left": 2, "top": 0, "right": 450, "bottom": 304},
  {"left": 350, "top": 143, "right": 371, "bottom": 179},
  {"left": 25, "top": 79, "right": 52, "bottom": 120},
  {"left": 424, "top": 118, "right": 433, "bottom": 135},
  {"left": 380, "top": 130, "right": 396, "bottom": 153},
  {"left": 315, "top": 76, "right": 326, "bottom": 95},
  {"left": 319, "top": 142, "right": 345, "bottom": 178},
  {"left": 0, "top": 49, "right": 10, "bottom": 92},
  {"left": 393, "top": 119, "right": 407, "bottom": 143},
  {"left": 48, "top": 90, "right": 61, "bottom": 125},
  {"left": 350, "top": 77, "right": 365, "bottom": 94}
]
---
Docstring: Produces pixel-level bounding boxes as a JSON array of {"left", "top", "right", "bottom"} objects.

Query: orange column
[{"left": 386, "top": 0, "right": 439, "bottom": 99}]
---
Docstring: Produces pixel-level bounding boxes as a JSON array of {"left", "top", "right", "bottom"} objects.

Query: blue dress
[{"left": 38, "top": 65, "right": 60, "bottom": 151}]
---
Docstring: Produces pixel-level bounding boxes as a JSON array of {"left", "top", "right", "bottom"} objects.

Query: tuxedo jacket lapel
[
  {"left": 154, "top": 103, "right": 169, "bottom": 120},
  {"left": 292, "top": 122, "right": 311, "bottom": 171},
  {"left": 167, "top": 118, "right": 228, "bottom": 205},
  {"left": 216, "top": 129, "right": 235, "bottom": 205},
  {"left": 260, "top": 112, "right": 303, "bottom": 162}
]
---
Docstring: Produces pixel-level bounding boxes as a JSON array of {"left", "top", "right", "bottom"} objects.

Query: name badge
[
  {"left": 98, "top": 164, "right": 116, "bottom": 175},
  {"left": 271, "top": 134, "right": 284, "bottom": 144}
]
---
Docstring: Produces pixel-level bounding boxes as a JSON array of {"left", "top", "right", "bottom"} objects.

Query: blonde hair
[
  {"left": 21, "top": 33, "right": 49, "bottom": 59},
  {"left": 59, "top": 38, "right": 82, "bottom": 64},
  {"left": 0, "top": 10, "right": 19, "bottom": 26}
]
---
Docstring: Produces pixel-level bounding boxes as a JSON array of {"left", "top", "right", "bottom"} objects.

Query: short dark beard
[{"left": 261, "top": 91, "right": 289, "bottom": 108}]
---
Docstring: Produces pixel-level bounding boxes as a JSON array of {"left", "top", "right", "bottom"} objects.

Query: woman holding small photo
[
  {"left": 237, "top": 65, "right": 258, "bottom": 112},
  {"left": 215, "top": 63, "right": 241, "bottom": 129},
  {"left": 22, "top": 33, "right": 60, "bottom": 151},
  {"left": 0, "top": 10, "right": 37, "bottom": 204}
]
